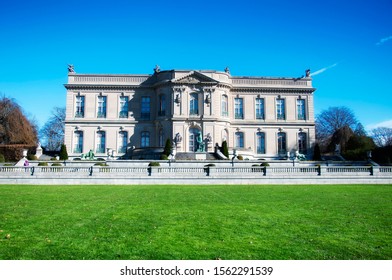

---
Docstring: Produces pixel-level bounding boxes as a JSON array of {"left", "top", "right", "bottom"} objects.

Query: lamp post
[{"left": 231, "top": 149, "right": 237, "bottom": 167}]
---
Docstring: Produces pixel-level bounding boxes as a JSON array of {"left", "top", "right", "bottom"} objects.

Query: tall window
[
  {"left": 297, "top": 99, "right": 306, "bottom": 120},
  {"left": 221, "top": 95, "right": 228, "bottom": 117},
  {"left": 158, "top": 95, "right": 166, "bottom": 116},
  {"left": 141, "top": 131, "right": 150, "bottom": 147},
  {"left": 234, "top": 98, "right": 243, "bottom": 119},
  {"left": 255, "top": 98, "right": 264, "bottom": 119},
  {"left": 141, "top": 97, "right": 151, "bottom": 120},
  {"left": 118, "top": 131, "right": 128, "bottom": 153},
  {"left": 277, "top": 132, "right": 286, "bottom": 154},
  {"left": 276, "top": 98, "right": 285, "bottom": 120},
  {"left": 256, "top": 132, "right": 265, "bottom": 154},
  {"left": 159, "top": 129, "right": 164, "bottom": 147},
  {"left": 96, "top": 131, "right": 106, "bottom": 153},
  {"left": 235, "top": 132, "right": 244, "bottom": 148},
  {"left": 119, "top": 96, "right": 128, "bottom": 118},
  {"left": 189, "top": 93, "right": 199, "bottom": 115},
  {"left": 97, "top": 96, "right": 107, "bottom": 118},
  {"left": 75, "top": 96, "right": 85, "bottom": 118},
  {"left": 73, "top": 131, "right": 83, "bottom": 153},
  {"left": 298, "top": 132, "right": 307, "bottom": 154}
]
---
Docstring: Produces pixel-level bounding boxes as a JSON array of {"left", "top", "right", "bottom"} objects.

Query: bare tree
[
  {"left": 371, "top": 127, "right": 392, "bottom": 147},
  {"left": 39, "top": 107, "right": 65, "bottom": 151},
  {"left": 0, "top": 96, "right": 38, "bottom": 145},
  {"left": 316, "top": 106, "right": 358, "bottom": 149}
]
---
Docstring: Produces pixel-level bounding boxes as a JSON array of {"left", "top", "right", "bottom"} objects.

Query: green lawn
[{"left": 0, "top": 184, "right": 391, "bottom": 260}]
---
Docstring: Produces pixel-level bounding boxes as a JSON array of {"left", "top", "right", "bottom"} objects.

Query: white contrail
[
  {"left": 310, "top": 62, "right": 339, "bottom": 77},
  {"left": 376, "top": 35, "right": 392, "bottom": 46}
]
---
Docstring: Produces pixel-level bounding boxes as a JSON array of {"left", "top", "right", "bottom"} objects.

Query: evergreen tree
[
  {"left": 59, "top": 144, "right": 68, "bottom": 160},
  {"left": 163, "top": 138, "right": 172, "bottom": 156},
  {"left": 313, "top": 143, "right": 322, "bottom": 161},
  {"left": 221, "top": 140, "right": 229, "bottom": 158}
]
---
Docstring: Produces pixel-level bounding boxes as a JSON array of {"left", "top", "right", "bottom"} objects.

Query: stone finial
[{"left": 68, "top": 64, "right": 75, "bottom": 73}]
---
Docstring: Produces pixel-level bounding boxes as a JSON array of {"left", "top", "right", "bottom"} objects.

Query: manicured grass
[{"left": 0, "top": 184, "right": 391, "bottom": 260}]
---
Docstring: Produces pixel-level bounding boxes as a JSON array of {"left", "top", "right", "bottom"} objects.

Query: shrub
[
  {"left": 160, "top": 154, "right": 168, "bottom": 160},
  {"left": 94, "top": 162, "right": 108, "bottom": 166},
  {"left": 50, "top": 157, "right": 58, "bottom": 161},
  {"left": 0, "top": 154, "right": 5, "bottom": 163},
  {"left": 38, "top": 162, "right": 48, "bottom": 166},
  {"left": 148, "top": 162, "right": 160, "bottom": 167},
  {"left": 261, "top": 162, "right": 270, "bottom": 167},
  {"left": 51, "top": 163, "right": 62, "bottom": 166},
  {"left": 313, "top": 143, "right": 322, "bottom": 161},
  {"left": 237, "top": 155, "right": 244, "bottom": 160},
  {"left": 27, "top": 154, "right": 38, "bottom": 160},
  {"left": 204, "top": 163, "right": 215, "bottom": 167},
  {"left": 59, "top": 144, "right": 68, "bottom": 160}
]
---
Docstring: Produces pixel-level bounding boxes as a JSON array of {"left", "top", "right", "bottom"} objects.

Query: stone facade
[{"left": 64, "top": 67, "right": 316, "bottom": 159}]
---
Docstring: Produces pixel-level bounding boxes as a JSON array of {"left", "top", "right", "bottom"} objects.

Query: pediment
[{"left": 171, "top": 71, "right": 219, "bottom": 85}]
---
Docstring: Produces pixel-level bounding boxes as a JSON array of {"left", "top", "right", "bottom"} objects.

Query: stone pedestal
[{"left": 195, "top": 152, "right": 207, "bottom": 160}]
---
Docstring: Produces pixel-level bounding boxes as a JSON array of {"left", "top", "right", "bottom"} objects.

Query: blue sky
[{"left": 1, "top": 0, "right": 391, "bottom": 131}]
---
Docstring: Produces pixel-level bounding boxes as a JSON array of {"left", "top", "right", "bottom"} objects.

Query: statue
[
  {"left": 305, "top": 69, "right": 310, "bottom": 77},
  {"left": 68, "top": 64, "right": 75, "bottom": 73},
  {"left": 174, "top": 133, "right": 182, "bottom": 144},
  {"left": 295, "top": 150, "right": 306, "bottom": 161},
  {"left": 81, "top": 149, "right": 95, "bottom": 160},
  {"left": 154, "top": 65, "right": 160, "bottom": 73},
  {"left": 224, "top": 66, "right": 230, "bottom": 74},
  {"left": 196, "top": 133, "right": 205, "bottom": 152}
]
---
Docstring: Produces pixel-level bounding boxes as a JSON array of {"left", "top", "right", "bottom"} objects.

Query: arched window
[
  {"left": 235, "top": 132, "right": 244, "bottom": 148},
  {"left": 118, "top": 131, "right": 128, "bottom": 153},
  {"left": 221, "top": 95, "right": 228, "bottom": 117},
  {"left": 256, "top": 132, "right": 265, "bottom": 154},
  {"left": 73, "top": 131, "right": 83, "bottom": 153},
  {"left": 277, "top": 132, "right": 286, "bottom": 154},
  {"left": 298, "top": 132, "right": 307, "bottom": 154},
  {"left": 96, "top": 131, "right": 106, "bottom": 153},
  {"left": 190, "top": 93, "right": 199, "bottom": 115},
  {"left": 141, "top": 131, "right": 150, "bottom": 147}
]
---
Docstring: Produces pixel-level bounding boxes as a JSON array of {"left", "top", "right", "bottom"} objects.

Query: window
[
  {"left": 158, "top": 95, "right": 166, "bottom": 116},
  {"left": 141, "top": 131, "right": 150, "bottom": 147},
  {"left": 97, "top": 96, "right": 107, "bottom": 118},
  {"left": 159, "top": 129, "right": 164, "bottom": 147},
  {"left": 221, "top": 95, "right": 228, "bottom": 117},
  {"left": 234, "top": 98, "right": 243, "bottom": 119},
  {"left": 255, "top": 98, "right": 264, "bottom": 119},
  {"left": 96, "top": 131, "right": 106, "bottom": 153},
  {"left": 277, "top": 132, "right": 286, "bottom": 154},
  {"left": 73, "top": 131, "right": 83, "bottom": 153},
  {"left": 298, "top": 132, "right": 307, "bottom": 154},
  {"left": 141, "top": 97, "right": 151, "bottom": 120},
  {"left": 256, "top": 132, "right": 265, "bottom": 154},
  {"left": 119, "top": 96, "right": 128, "bottom": 118},
  {"left": 75, "top": 96, "right": 85, "bottom": 118},
  {"left": 276, "top": 98, "right": 285, "bottom": 120},
  {"left": 297, "top": 99, "right": 306, "bottom": 120},
  {"left": 118, "top": 131, "right": 128, "bottom": 153},
  {"left": 189, "top": 93, "right": 199, "bottom": 115},
  {"left": 235, "top": 132, "right": 244, "bottom": 148}
]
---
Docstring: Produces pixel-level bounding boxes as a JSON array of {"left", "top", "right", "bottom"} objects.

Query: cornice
[{"left": 231, "top": 87, "right": 316, "bottom": 94}]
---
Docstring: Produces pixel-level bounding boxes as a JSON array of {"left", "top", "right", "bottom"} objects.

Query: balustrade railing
[{"left": 0, "top": 165, "right": 389, "bottom": 178}]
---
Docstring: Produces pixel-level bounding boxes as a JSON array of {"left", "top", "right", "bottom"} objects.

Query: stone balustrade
[{"left": 0, "top": 165, "right": 388, "bottom": 178}]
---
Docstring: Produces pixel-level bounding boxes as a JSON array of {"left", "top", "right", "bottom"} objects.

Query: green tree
[
  {"left": 163, "top": 138, "right": 172, "bottom": 157},
  {"left": 59, "top": 144, "right": 68, "bottom": 160},
  {"left": 221, "top": 140, "right": 229, "bottom": 158}
]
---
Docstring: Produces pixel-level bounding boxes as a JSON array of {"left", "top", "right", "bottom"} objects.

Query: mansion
[{"left": 64, "top": 66, "right": 316, "bottom": 159}]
